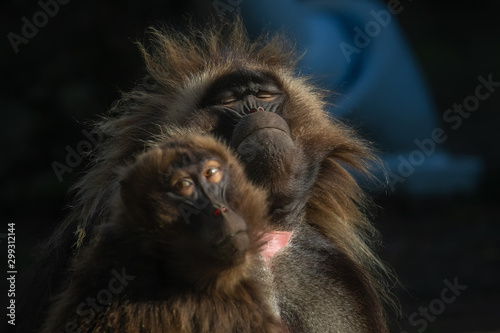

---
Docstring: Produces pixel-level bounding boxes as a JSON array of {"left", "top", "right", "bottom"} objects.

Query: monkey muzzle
[
  {"left": 231, "top": 110, "right": 292, "bottom": 150},
  {"left": 187, "top": 203, "right": 250, "bottom": 262},
  {"left": 230, "top": 110, "right": 307, "bottom": 223}
]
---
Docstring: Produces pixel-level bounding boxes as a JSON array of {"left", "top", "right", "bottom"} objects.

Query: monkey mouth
[
  {"left": 230, "top": 110, "right": 292, "bottom": 149},
  {"left": 214, "top": 229, "right": 248, "bottom": 247},
  {"left": 230, "top": 110, "right": 296, "bottom": 179},
  {"left": 230, "top": 110, "right": 307, "bottom": 224},
  {"left": 229, "top": 229, "right": 249, "bottom": 239}
]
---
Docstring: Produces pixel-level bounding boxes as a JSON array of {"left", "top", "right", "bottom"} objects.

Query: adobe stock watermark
[
  {"left": 339, "top": 0, "right": 406, "bottom": 64},
  {"left": 401, "top": 277, "right": 467, "bottom": 333},
  {"left": 59, "top": 268, "right": 135, "bottom": 333},
  {"left": 212, "top": 0, "right": 243, "bottom": 16},
  {"left": 388, "top": 73, "right": 499, "bottom": 192},
  {"left": 51, "top": 129, "right": 103, "bottom": 183},
  {"left": 177, "top": 194, "right": 212, "bottom": 225},
  {"left": 7, "top": 0, "right": 71, "bottom": 54},
  {"left": 52, "top": 75, "right": 158, "bottom": 183}
]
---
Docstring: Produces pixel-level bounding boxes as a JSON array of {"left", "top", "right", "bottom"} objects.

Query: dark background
[{"left": 1, "top": 1, "right": 499, "bottom": 332}]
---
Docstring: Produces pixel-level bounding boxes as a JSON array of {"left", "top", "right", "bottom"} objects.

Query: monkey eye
[
  {"left": 221, "top": 96, "right": 238, "bottom": 105},
  {"left": 203, "top": 160, "right": 223, "bottom": 183},
  {"left": 256, "top": 91, "right": 278, "bottom": 101},
  {"left": 204, "top": 167, "right": 219, "bottom": 178},
  {"left": 173, "top": 178, "right": 194, "bottom": 197}
]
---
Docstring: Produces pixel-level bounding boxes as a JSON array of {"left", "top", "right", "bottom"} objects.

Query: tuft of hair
[{"left": 139, "top": 18, "right": 297, "bottom": 90}]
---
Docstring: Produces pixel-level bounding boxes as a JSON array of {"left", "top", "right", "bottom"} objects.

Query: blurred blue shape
[{"left": 241, "top": 0, "right": 484, "bottom": 196}]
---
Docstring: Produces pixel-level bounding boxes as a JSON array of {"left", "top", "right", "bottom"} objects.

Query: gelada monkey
[
  {"left": 21, "top": 19, "right": 394, "bottom": 333},
  {"left": 41, "top": 135, "right": 283, "bottom": 332}
]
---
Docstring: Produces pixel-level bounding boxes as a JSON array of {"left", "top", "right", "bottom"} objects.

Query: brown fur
[
  {"left": 19, "top": 19, "right": 394, "bottom": 333},
  {"left": 42, "top": 135, "right": 281, "bottom": 333}
]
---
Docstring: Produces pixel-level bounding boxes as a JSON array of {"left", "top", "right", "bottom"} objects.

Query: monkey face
[
  {"left": 118, "top": 136, "right": 267, "bottom": 276},
  {"left": 194, "top": 69, "right": 315, "bottom": 226},
  {"left": 166, "top": 157, "right": 250, "bottom": 265}
]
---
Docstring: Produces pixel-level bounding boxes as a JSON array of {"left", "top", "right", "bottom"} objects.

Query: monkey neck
[{"left": 260, "top": 231, "right": 293, "bottom": 264}]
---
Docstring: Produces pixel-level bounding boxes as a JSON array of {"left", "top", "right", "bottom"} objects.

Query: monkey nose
[
  {"left": 212, "top": 205, "right": 227, "bottom": 217},
  {"left": 249, "top": 107, "right": 264, "bottom": 113}
]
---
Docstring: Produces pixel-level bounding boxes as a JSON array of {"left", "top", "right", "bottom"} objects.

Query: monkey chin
[
  {"left": 210, "top": 229, "right": 250, "bottom": 267},
  {"left": 188, "top": 204, "right": 252, "bottom": 269}
]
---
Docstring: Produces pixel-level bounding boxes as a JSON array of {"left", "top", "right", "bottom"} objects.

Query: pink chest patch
[{"left": 260, "top": 231, "right": 292, "bottom": 264}]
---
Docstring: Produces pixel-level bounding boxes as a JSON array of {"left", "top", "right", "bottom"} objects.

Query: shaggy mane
[{"left": 25, "top": 18, "right": 396, "bottom": 333}]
